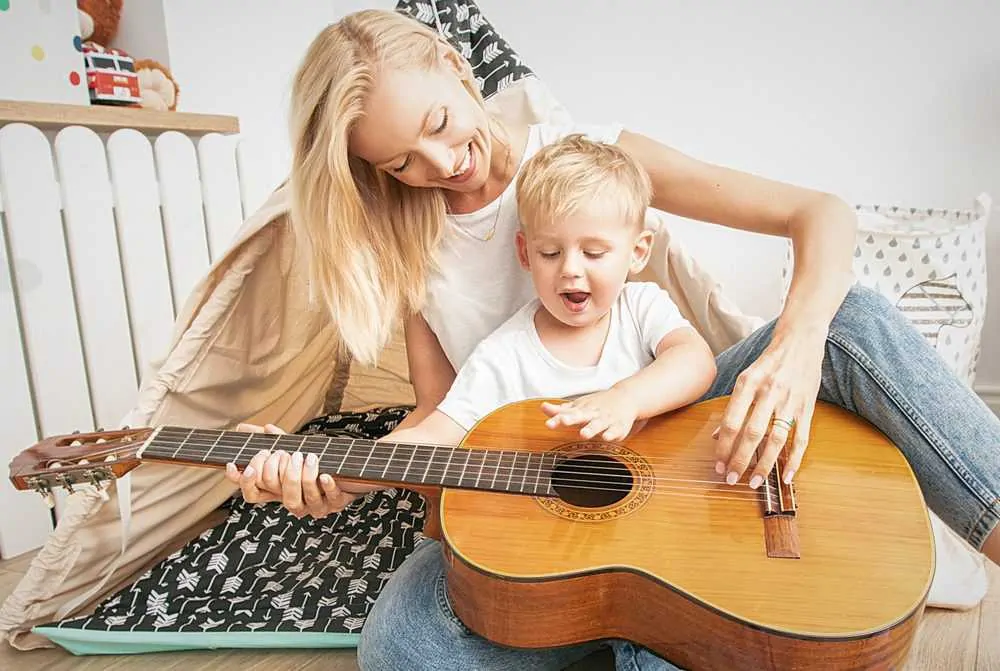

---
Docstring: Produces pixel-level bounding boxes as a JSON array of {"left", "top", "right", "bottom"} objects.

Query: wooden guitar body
[{"left": 440, "top": 398, "right": 934, "bottom": 670}]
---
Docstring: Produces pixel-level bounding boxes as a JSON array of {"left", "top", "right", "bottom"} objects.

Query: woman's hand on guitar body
[
  {"left": 224, "top": 423, "right": 373, "bottom": 519},
  {"left": 713, "top": 326, "right": 827, "bottom": 489}
]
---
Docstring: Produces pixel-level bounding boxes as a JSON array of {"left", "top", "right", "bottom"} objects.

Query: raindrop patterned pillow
[{"left": 783, "top": 193, "right": 991, "bottom": 387}]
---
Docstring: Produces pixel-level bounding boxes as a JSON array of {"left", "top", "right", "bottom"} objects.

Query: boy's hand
[{"left": 540, "top": 389, "right": 639, "bottom": 441}]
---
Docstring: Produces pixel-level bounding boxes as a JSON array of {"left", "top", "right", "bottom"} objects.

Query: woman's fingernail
[
  {"left": 715, "top": 461, "right": 725, "bottom": 475},
  {"left": 726, "top": 472, "right": 738, "bottom": 485},
  {"left": 712, "top": 427, "right": 720, "bottom": 439},
  {"left": 749, "top": 475, "right": 763, "bottom": 489},
  {"left": 292, "top": 451, "right": 303, "bottom": 464},
  {"left": 783, "top": 470, "right": 795, "bottom": 484},
  {"left": 244, "top": 466, "right": 255, "bottom": 478},
  {"left": 306, "top": 453, "right": 317, "bottom": 467}
]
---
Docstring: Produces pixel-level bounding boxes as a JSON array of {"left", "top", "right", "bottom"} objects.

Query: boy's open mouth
[{"left": 560, "top": 291, "right": 591, "bottom": 313}]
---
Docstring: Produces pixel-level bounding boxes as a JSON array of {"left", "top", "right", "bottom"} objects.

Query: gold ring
[{"left": 772, "top": 417, "right": 795, "bottom": 431}]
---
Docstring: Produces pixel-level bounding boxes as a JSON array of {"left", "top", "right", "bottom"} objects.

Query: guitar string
[
  {"left": 45, "top": 462, "right": 787, "bottom": 503},
  {"left": 54, "top": 477, "right": 780, "bottom": 506},
  {"left": 167, "top": 446, "right": 782, "bottom": 499},
  {"left": 145, "top": 434, "right": 784, "bottom": 470},
  {"left": 151, "top": 434, "right": 807, "bottom": 478},
  {"left": 157, "top": 438, "right": 777, "bottom": 475},
  {"left": 132, "top": 440, "right": 799, "bottom": 501}
]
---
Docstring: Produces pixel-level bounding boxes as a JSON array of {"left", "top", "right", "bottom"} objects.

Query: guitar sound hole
[{"left": 551, "top": 454, "right": 632, "bottom": 508}]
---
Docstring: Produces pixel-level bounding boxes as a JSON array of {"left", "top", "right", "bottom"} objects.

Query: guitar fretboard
[{"left": 140, "top": 427, "right": 558, "bottom": 497}]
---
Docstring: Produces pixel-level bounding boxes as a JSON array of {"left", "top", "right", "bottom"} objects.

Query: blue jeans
[{"left": 356, "top": 284, "right": 1000, "bottom": 671}]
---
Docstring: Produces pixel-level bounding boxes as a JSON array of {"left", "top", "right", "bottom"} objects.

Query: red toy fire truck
[{"left": 82, "top": 42, "right": 141, "bottom": 106}]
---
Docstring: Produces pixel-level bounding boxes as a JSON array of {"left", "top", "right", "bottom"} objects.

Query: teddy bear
[{"left": 77, "top": 0, "right": 180, "bottom": 111}]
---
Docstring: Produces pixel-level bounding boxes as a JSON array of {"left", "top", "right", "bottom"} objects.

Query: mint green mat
[{"left": 31, "top": 627, "right": 359, "bottom": 655}]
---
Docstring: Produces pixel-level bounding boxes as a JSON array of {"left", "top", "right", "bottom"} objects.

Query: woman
[{"left": 225, "top": 8, "right": 1000, "bottom": 670}]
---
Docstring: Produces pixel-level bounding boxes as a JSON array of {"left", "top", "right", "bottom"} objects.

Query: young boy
[{"left": 393, "top": 133, "right": 717, "bottom": 445}]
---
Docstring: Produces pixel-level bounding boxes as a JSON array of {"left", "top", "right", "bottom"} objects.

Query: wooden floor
[{"left": 1, "top": 550, "right": 997, "bottom": 670}]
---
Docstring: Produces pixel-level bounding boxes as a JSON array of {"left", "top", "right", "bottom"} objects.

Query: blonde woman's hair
[
  {"left": 516, "top": 134, "right": 652, "bottom": 233},
  {"left": 288, "top": 9, "right": 489, "bottom": 366}
]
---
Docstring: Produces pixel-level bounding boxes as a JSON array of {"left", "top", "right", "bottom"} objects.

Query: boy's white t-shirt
[
  {"left": 437, "top": 282, "right": 692, "bottom": 431},
  {"left": 421, "top": 121, "right": 625, "bottom": 373}
]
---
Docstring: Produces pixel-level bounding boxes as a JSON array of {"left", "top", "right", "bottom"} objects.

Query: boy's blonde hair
[
  {"left": 516, "top": 134, "right": 652, "bottom": 232},
  {"left": 288, "top": 9, "right": 492, "bottom": 366}
]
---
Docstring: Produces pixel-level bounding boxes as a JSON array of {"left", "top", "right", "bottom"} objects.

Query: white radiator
[{"left": 0, "top": 122, "right": 254, "bottom": 558}]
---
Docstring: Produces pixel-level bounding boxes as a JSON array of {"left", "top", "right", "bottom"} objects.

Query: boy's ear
[
  {"left": 515, "top": 230, "right": 531, "bottom": 270},
  {"left": 629, "top": 229, "right": 655, "bottom": 274}
]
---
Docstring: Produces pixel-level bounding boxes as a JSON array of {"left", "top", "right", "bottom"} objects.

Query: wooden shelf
[{"left": 0, "top": 99, "right": 239, "bottom": 135}]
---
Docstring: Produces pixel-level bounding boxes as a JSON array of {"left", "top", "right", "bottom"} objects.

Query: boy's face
[{"left": 516, "top": 200, "right": 653, "bottom": 329}]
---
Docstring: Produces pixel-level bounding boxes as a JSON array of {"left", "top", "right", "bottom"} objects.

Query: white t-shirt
[
  {"left": 437, "top": 282, "right": 691, "bottom": 431},
  {"left": 421, "top": 121, "right": 625, "bottom": 373}
]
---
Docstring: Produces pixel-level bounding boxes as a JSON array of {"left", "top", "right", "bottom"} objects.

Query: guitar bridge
[{"left": 761, "top": 461, "right": 800, "bottom": 558}]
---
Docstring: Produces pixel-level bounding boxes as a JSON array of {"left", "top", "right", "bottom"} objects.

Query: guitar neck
[{"left": 138, "top": 426, "right": 558, "bottom": 496}]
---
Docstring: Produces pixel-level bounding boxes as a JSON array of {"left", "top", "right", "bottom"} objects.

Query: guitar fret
[
  {"left": 473, "top": 451, "right": 487, "bottom": 488},
  {"left": 358, "top": 441, "right": 377, "bottom": 479},
  {"left": 202, "top": 431, "right": 222, "bottom": 463},
  {"left": 446, "top": 448, "right": 467, "bottom": 487},
  {"left": 428, "top": 447, "right": 454, "bottom": 485},
  {"left": 509, "top": 451, "right": 519, "bottom": 492},
  {"left": 456, "top": 450, "right": 473, "bottom": 487},
  {"left": 316, "top": 438, "right": 329, "bottom": 471},
  {"left": 400, "top": 450, "right": 417, "bottom": 482},
  {"left": 378, "top": 442, "right": 409, "bottom": 483},
  {"left": 233, "top": 432, "right": 252, "bottom": 466},
  {"left": 532, "top": 453, "right": 543, "bottom": 494},
  {"left": 518, "top": 454, "right": 531, "bottom": 492},
  {"left": 170, "top": 429, "right": 194, "bottom": 459},
  {"left": 336, "top": 442, "right": 352, "bottom": 475},
  {"left": 382, "top": 443, "right": 398, "bottom": 479},
  {"left": 422, "top": 446, "right": 437, "bottom": 483},
  {"left": 486, "top": 451, "right": 500, "bottom": 490},
  {"left": 441, "top": 448, "right": 456, "bottom": 487},
  {"left": 543, "top": 452, "right": 558, "bottom": 495}
]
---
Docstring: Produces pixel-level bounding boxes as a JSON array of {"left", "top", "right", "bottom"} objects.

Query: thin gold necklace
[{"left": 451, "top": 139, "right": 512, "bottom": 242}]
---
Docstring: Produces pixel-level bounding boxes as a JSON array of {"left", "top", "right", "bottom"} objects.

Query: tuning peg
[
  {"left": 88, "top": 473, "right": 110, "bottom": 501},
  {"left": 34, "top": 482, "right": 55, "bottom": 509},
  {"left": 57, "top": 474, "right": 75, "bottom": 494}
]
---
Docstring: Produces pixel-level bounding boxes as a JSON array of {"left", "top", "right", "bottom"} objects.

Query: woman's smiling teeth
[{"left": 449, "top": 144, "right": 474, "bottom": 180}]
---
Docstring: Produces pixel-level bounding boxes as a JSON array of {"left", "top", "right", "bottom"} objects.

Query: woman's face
[{"left": 349, "top": 59, "right": 492, "bottom": 193}]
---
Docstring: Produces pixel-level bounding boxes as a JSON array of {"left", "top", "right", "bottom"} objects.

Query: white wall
[
  {"left": 162, "top": 0, "right": 394, "bottom": 212},
  {"left": 161, "top": 0, "right": 1000, "bottom": 403}
]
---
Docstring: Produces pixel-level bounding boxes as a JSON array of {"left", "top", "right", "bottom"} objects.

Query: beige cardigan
[{"left": 0, "top": 77, "right": 984, "bottom": 651}]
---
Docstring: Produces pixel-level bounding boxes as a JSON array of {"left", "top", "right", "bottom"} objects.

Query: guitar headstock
[{"left": 8, "top": 427, "right": 153, "bottom": 506}]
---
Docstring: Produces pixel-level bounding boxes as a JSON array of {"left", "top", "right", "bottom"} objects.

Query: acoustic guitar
[{"left": 9, "top": 396, "right": 934, "bottom": 670}]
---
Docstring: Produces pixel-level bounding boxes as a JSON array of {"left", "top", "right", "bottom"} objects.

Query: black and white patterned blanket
[
  {"left": 49, "top": 408, "right": 427, "bottom": 636},
  {"left": 397, "top": 0, "right": 532, "bottom": 99}
]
